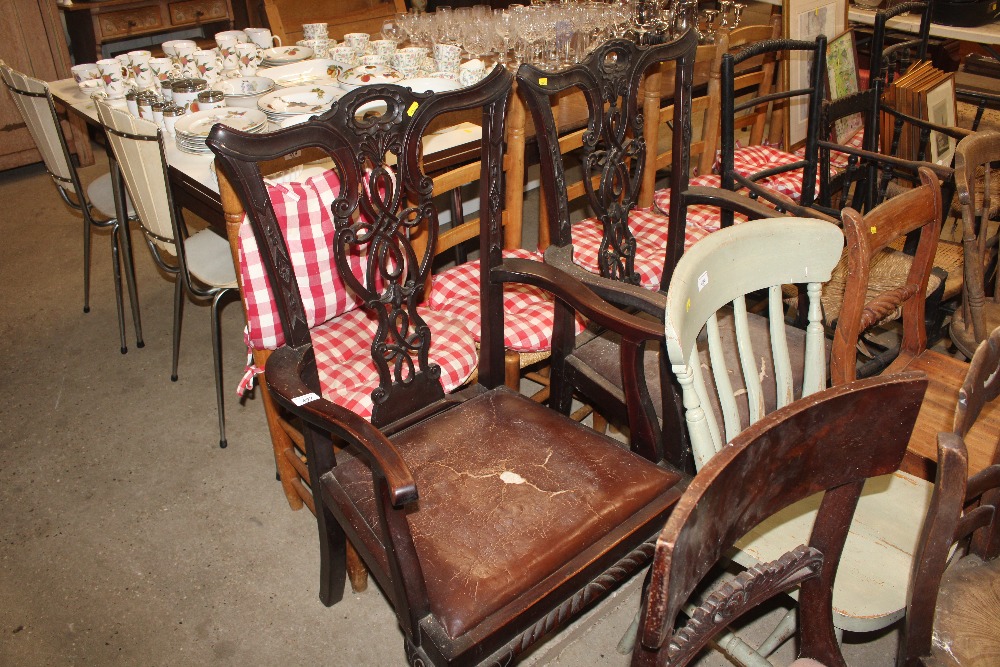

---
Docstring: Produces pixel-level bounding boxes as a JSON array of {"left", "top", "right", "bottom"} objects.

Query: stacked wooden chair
[
  {"left": 900, "top": 326, "right": 1000, "bottom": 666},
  {"left": 208, "top": 66, "right": 690, "bottom": 667}
]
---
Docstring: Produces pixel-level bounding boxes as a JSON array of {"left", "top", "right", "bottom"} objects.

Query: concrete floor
[{"left": 1, "top": 144, "right": 904, "bottom": 666}]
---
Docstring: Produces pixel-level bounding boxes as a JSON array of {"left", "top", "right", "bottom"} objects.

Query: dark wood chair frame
[
  {"left": 633, "top": 372, "right": 929, "bottom": 667},
  {"left": 209, "top": 65, "right": 689, "bottom": 667}
]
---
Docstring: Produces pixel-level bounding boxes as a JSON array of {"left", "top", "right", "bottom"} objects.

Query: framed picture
[
  {"left": 826, "top": 30, "right": 862, "bottom": 144},
  {"left": 783, "top": 0, "right": 849, "bottom": 148},
  {"left": 925, "top": 73, "right": 957, "bottom": 165}
]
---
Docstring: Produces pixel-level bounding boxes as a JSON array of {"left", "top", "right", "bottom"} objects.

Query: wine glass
[{"left": 381, "top": 14, "right": 406, "bottom": 46}]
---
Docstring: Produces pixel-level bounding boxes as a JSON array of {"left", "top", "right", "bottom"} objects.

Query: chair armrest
[
  {"left": 265, "top": 344, "right": 418, "bottom": 507},
  {"left": 816, "top": 141, "right": 954, "bottom": 182},
  {"left": 495, "top": 256, "right": 665, "bottom": 343},
  {"left": 682, "top": 185, "right": 790, "bottom": 220},
  {"left": 540, "top": 244, "right": 668, "bottom": 321},
  {"left": 730, "top": 174, "right": 840, "bottom": 223}
]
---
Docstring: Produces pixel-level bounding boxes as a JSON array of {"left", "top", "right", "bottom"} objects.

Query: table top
[
  {"left": 49, "top": 77, "right": 485, "bottom": 200},
  {"left": 847, "top": 7, "right": 1000, "bottom": 45}
]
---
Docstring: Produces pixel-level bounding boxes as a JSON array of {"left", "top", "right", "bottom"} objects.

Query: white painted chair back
[
  {"left": 95, "top": 101, "right": 175, "bottom": 255},
  {"left": 664, "top": 218, "right": 844, "bottom": 469},
  {"left": 0, "top": 62, "right": 77, "bottom": 194}
]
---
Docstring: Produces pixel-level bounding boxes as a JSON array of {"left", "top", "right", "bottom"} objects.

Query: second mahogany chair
[
  {"left": 208, "top": 68, "right": 688, "bottom": 667},
  {"left": 634, "top": 372, "right": 928, "bottom": 667}
]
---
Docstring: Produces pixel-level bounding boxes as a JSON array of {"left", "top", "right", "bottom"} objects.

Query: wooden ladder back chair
[
  {"left": 950, "top": 131, "right": 1000, "bottom": 359},
  {"left": 719, "top": 36, "right": 827, "bottom": 227},
  {"left": 721, "top": 15, "right": 783, "bottom": 150},
  {"left": 263, "top": 0, "right": 406, "bottom": 46},
  {"left": 515, "top": 32, "right": 698, "bottom": 467},
  {"left": 0, "top": 61, "right": 141, "bottom": 353},
  {"left": 208, "top": 68, "right": 690, "bottom": 667},
  {"left": 634, "top": 373, "right": 928, "bottom": 667},
  {"left": 831, "top": 166, "right": 1000, "bottom": 481},
  {"left": 901, "top": 326, "right": 1000, "bottom": 667},
  {"left": 96, "top": 101, "right": 237, "bottom": 449}
]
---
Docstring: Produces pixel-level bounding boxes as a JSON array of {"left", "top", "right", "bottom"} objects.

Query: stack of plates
[
  {"left": 213, "top": 76, "right": 275, "bottom": 109},
  {"left": 261, "top": 46, "right": 313, "bottom": 67},
  {"left": 257, "top": 85, "right": 343, "bottom": 124},
  {"left": 174, "top": 107, "right": 267, "bottom": 154}
]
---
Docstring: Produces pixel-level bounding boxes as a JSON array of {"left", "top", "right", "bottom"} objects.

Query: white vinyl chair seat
[
  {"left": 86, "top": 172, "right": 135, "bottom": 218},
  {"left": 184, "top": 229, "right": 238, "bottom": 288},
  {"left": 734, "top": 470, "right": 933, "bottom": 632}
]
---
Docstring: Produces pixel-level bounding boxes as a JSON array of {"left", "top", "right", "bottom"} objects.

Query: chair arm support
[
  {"left": 265, "top": 344, "right": 418, "bottom": 507},
  {"left": 495, "top": 256, "right": 665, "bottom": 343},
  {"left": 816, "top": 141, "right": 954, "bottom": 182},
  {"left": 731, "top": 175, "right": 840, "bottom": 223},
  {"left": 682, "top": 186, "right": 790, "bottom": 221},
  {"left": 542, "top": 244, "right": 669, "bottom": 320}
]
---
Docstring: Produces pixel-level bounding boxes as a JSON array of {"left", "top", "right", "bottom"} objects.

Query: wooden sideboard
[{"left": 62, "top": 0, "right": 234, "bottom": 63}]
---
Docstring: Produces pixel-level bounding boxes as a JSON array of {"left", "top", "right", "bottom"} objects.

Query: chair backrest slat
[
  {"left": 0, "top": 64, "right": 75, "bottom": 191},
  {"left": 96, "top": 104, "right": 175, "bottom": 252},
  {"left": 665, "top": 217, "right": 844, "bottom": 470}
]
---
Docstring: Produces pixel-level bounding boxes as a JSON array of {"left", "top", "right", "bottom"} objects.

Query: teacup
[
  {"left": 369, "top": 39, "right": 396, "bottom": 58},
  {"left": 433, "top": 43, "right": 461, "bottom": 74},
  {"left": 459, "top": 58, "right": 486, "bottom": 87},
  {"left": 296, "top": 38, "right": 331, "bottom": 55},
  {"left": 342, "top": 32, "right": 370, "bottom": 56},
  {"left": 392, "top": 47, "right": 426, "bottom": 76},
  {"left": 174, "top": 43, "right": 199, "bottom": 76},
  {"left": 217, "top": 37, "right": 240, "bottom": 71},
  {"left": 115, "top": 54, "right": 133, "bottom": 81},
  {"left": 235, "top": 42, "right": 263, "bottom": 76},
  {"left": 361, "top": 54, "right": 388, "bottom": 67},
  {"left": 148, "top": 57, "right": 176, "bottom": 82},
  {"left": 245, "top": 27, "right": 281, "bottom": 49},
  {"left": 128, "top": 50, "right": 154, "bottom": 89},
  {"left": 96, "top": 58, "right": 127, "bottom": 99},
  {"left": 71, "top": 63, "right": 101, "bottom": 88},
  {"left": 162, "top": 39, "right": 197, "bottom": 58},
  {"left": 302, "top": 22, "right": 328, "bottom": 39},
  {"left": 215, "top": 30, "right": 248, "bottom": 44},
  {"left": 327, "top": 45, "right": 358, "bottom": 75},
  {"left": 192, "top": 49, "right": 223, "bottom": 83}
]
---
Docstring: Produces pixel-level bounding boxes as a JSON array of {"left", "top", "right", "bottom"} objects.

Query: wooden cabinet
[
  {"left": 0, "top": 0, "right": 92, "bottom": 170},
  {"left": 62, "top": 0, "right": 234, "bottom": 64}
]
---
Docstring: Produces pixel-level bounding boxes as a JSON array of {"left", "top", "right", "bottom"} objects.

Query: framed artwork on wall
[
  {"left": 925, "top": 73, "right": 957, "bottom": 165},
  {"left": 826, "top": 29, "right": 862, "bottom": 143},
  {"left": 783, "top": 0, "right": 848, "bottom": 148}
]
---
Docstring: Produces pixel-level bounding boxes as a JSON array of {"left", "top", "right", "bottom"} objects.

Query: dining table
[{"left": 47, "top": 77, "right": 490, "bottom": 233}]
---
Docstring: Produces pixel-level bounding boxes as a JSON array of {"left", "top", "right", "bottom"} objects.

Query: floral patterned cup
[
  {"left": 192, "top": 49, "right": 223, "bottom": 83},
  {"left": 71, "top": 63, "right": 102, "bottom": 88},
  {"left": 433, "top": 43, "right": 461, "bottom": 74},
  {"left": 361, "top": 54, "right": 388, "bottom": 67},
  {"left": 217, "top": 37, "right": 240, "bottom": 71},
  {"left": 302, "top": 22, "right": 328, "bottom": 39},
  {"left": 369, "top": 39, "right": 396, "bottom": 58},
  {"left": 96, "top": 59, "right": 127, "bottom": 99},
  {"left": 343, "top": 32, "right": 370, "bottom": 57},
  {"left": 235, "top": 42, "right": 263, "bottom": 76},
  {"left": 174, "top": 44, "right": 199, "bottom": 77},
  {"left": 128, "top": 50, "right": 155, "bottom": 89},
  {"left": 148, "top": 57, "right": 177, "bottom": 83},
  {"left": 245, "top": 27, "right": 281, "bottom": 49},
  {"left": 327, "top": 45, "right": 358, "bottom": 78},
  {"left": 458, "top": 59, "right": 486, "bottom": 87},
  {"left": 392, "top": 47, "right": 426, "bottom": 76}
]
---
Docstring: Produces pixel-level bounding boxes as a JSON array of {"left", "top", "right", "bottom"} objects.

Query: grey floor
[{"left": 2, "top": 145, "right": 901, "bottom": 667}]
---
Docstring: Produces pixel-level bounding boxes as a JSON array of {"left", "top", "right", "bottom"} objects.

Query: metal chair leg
[
  {"left": 210, "top": 290, "right": 229, "bottom": 449},
  {"left": 117, "top": 219, "right": 144, "bottom": 348},
  {"left": 109, "top": 223, "right": 128, "bottom": 354},
  {"left": 171, "top": 278, "right": 183, "bottom": 382},
  {"left": 82, "top": 213, "right": 92, "bottom": 314}
]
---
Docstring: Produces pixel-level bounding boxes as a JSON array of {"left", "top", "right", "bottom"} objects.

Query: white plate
[
  {"left": 257, "top": 85, "right": 342, "bottom": 115},
  {"left": 397, "top": 77, "right": 461, "bottom": 94},
  {"left": 214, "top": 76, "right": 275, "bottom": 97},
  {"left": 337, "top": 64, "right": 404, "bottom": 88},
  {"left": 262, "top": 45, "right": 313, "bottom": 64},
  {"left": 264, "top": 59, "right": 345, "bottom": 88},
  {"left": 174, "top": 107, "right": 268, "bottom": 137}
]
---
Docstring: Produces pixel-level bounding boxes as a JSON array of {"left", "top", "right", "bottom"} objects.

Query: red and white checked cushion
[
  {"left": 311, "top": 306, "right": 477, "bottom": 419},
  {"left": 730, "top": 144, "right": 816, "bottom": 202},
  {"left": 239, "top": 168, "right": 371, "bottom": 350},
  {"left": 427, "top": 248, "right": 584, "bottom": 353}
]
